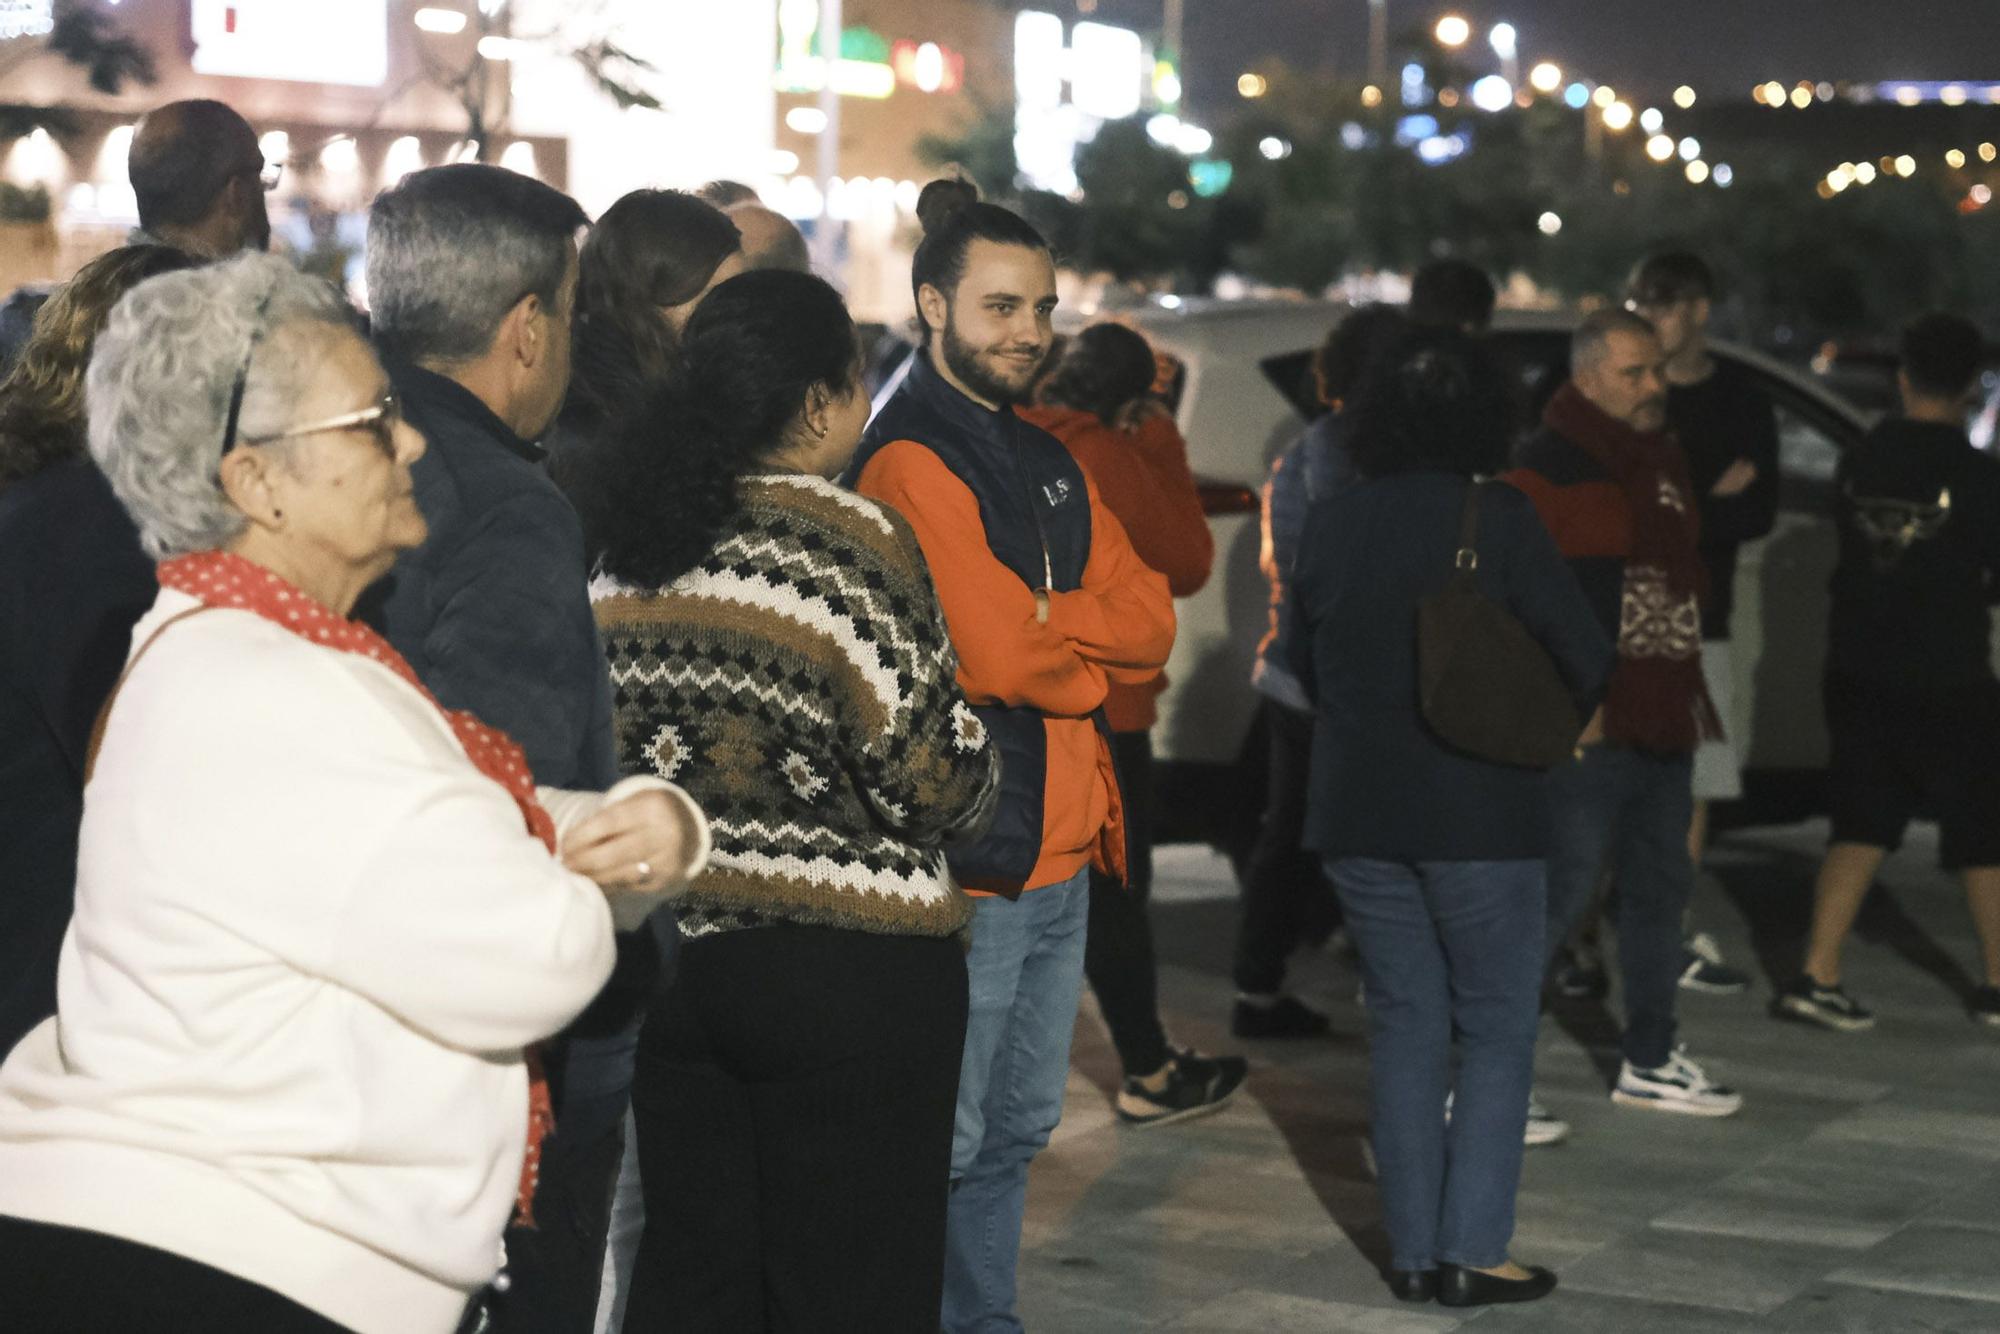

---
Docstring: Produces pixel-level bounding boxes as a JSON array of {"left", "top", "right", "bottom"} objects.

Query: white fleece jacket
[{"left": 0, "top": 589, "right": 707, "bottom": 1334}]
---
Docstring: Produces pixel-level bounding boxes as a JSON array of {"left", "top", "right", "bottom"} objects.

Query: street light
[
  {"left": 1471, "top": 75, "right": 1514, "bottom": 113},
  {"left": 1538, "top": 210, "right": 1562, "bottom": 235},
  {"left": 1646, "top": 134, "right": 1675, "bottom": 162},
  {"left": 1684, "top": 160, "right": 1709, "bottom": 184},
  {"left": 1529, "top": 62, "right": 1562, "bottom": 94},
  {"left": 1238, "top": 72, "right": 1268, "bottom": 98},
  {"left": 1591, "top": 85, "right": 1617, "bottom": 108},
  {"left": 1601, "top": 101, "right": 1633, "bottom": 131},
  {"left": 1435, "top": 14, "right": 1471, "bottom": 47},
  {"left": 1639, "top": 107, "right": 1664, "bottom": 134},
  {"left": 1488, "top": 22, "right": 1517, "bottom": 57},
  {"left": 1673, "top": 85, "right": 1696, "bottom": 109}
]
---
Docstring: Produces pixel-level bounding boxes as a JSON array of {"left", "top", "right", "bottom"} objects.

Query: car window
[{"left": 1770, "top": 403, "right": 1843, "bottom": 511}]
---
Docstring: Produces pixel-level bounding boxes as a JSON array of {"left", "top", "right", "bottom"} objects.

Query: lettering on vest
[{"left": 1041, "top": 477, "right": 1073, "bottom": 509}]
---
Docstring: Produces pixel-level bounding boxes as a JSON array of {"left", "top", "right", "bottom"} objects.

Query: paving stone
[
  {"left": 1764, "top": 1283, "right": 2000, "bottom": 1333},
  {"left": 1827, "top": 1224, "right": 2000, "bottom": 1304},
  {"left": 1537, "top": 1219, "right": 1849, "bottom": 1314},
  {"left": 1474, "top": 1289, "right": 1771, "bottom": 1332},
  {"left": 1167, "top": 1290, "right": 1465, "bottom": 1332}
]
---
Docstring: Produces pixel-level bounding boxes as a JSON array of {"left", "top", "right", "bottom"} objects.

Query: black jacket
[
  {"left": 0, "top": 456, "right": 155, "bottom": 1056},
  {"left": 848, "top": 352, "right": 1118, "bottom": 892},
  {"left": 1288, "top": 473, "right": 1612, "bottom": 861},
  {"left": 358, "top": 359, "right": 617, "bottom": 790}
]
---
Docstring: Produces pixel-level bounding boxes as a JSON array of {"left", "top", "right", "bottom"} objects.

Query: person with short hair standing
[
  {"left": 850, "top": 179, "right": 1174, "bottom": 1332},
  {"left": 359, "top": 162, "right": 652, "bottom": 1332},
  {"left": 1784, "top": 313, "right": 2000, "bottom": 1031},
  {"left": 1504, "top": 309, "right": 1744, "bottom": 1119},
  {"left": 1627, "top": 251, "right": 1775, "bottom": 996}
]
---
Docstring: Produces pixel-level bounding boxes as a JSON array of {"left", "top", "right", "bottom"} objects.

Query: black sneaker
[
  {"left": 1678, "top": 932, "right": 1752, "bottom": 995},
  {"left": 1777, "top": 975, "right": 1876, "bottom": 1031},
  {"left": 1970, "top": 986, "right": 2000, "bottom": 1028},
  {"left": 1232, "top": 994, "right": 1331, "bottom": 1039},
  {"left": 1552, "top": 949, "right": 1608, "bottom": 1001},
  {"left": 1116, "top": 1050, "right": 1249, "bottom": 1128}
]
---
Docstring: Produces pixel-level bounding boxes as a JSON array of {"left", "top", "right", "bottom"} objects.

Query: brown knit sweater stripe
[{"left": 593, "top": 474, "right": 999, "bottom": 939}]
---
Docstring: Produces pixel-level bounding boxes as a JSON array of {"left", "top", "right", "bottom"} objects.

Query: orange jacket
[
  {"left": 856, "top": 440, "right": 1175, "bottom": 892},
  {"left": 1021, "top": 405, "right": 1213, "bottom": 731}
]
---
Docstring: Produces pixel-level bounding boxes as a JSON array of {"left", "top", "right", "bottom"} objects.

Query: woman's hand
[
  {"left": 1573, "top": 705, "right": 1607, "bottom": 759},
  {"left": 561, "top": 788, "right": 703, "bottom": 900}
]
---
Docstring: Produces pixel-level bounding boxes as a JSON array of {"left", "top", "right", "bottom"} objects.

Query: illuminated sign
[
  {"left": 0, "top": 1, "right": 52, "bottom": 41},
  {"left": 774, "top": 0, "right": 895, "bottom": 100},
  {"left": 891, "top": 40, "right": 963, "bottom": 95},
  {"left": 190, "top": 0, "right": 388, "bottom": 87}
]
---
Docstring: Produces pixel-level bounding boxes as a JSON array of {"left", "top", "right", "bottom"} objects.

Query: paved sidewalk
[{"left": 1017, "top": 823, "right": 2000, "bottom": 1332}]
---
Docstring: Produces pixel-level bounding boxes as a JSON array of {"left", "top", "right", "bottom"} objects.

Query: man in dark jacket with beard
[{"left": 1503, "top": 309, "right": 1744, "bottom": 1121}]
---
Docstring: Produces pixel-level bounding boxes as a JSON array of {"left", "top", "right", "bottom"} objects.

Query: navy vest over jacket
[{"left": 849, "top": 352, "right": 1110, "bottom": 892}]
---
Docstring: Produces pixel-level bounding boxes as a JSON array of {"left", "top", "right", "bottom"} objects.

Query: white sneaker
[
  {"left": 1525, "top": 1095, "right": 1570, "bottom": 1146},
  {"left": 1445, "top": 1091, "right": 1570, "bottom": 1146},
  {"left": 1612, "top": 1047, "right": 1743, "bottom": 1117}
]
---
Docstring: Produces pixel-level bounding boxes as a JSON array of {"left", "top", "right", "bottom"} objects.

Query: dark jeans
[
  {"left": 626, "top": 923, "right": 968, "bottom": 1333},
  {"left": 1085, "top": 729, "right": 1171, "bottom": 1077},
  {"left": 1236, "top": 698, "right": 1338, "bottom": 993},
  {"left": 1545, "top": 744, "right": 1694, "bottom": 1069},
  {"left": 1326, "top": 857, "right": 1544, "bottom": 1272},
  {"left": 0, "top": 1215, "right": 358, "bottom": 1333}
]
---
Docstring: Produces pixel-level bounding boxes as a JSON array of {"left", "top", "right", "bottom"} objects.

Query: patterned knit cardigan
[{"left": 592, "top": 474, "right": 999, "bottom": 940}]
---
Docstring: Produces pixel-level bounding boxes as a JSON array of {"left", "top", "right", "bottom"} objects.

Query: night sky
[{"left": 1066, "top": 0, "right": 2000, "bottom": 111}]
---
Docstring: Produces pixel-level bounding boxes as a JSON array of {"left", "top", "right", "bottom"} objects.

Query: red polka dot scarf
[{"left": 157, "top": 549, "right": 557, "bottom": 1227}]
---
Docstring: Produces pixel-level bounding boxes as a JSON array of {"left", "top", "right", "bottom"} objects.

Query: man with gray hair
[
  {"left": 358, "top": 162, "right": 637, "bottom": 1334},
  {"left": 1501, "top": 308, "right": 1745, "bottom": 1122},
  {"left": 127, "top": 99, "right": 273, "bottom": 259}
]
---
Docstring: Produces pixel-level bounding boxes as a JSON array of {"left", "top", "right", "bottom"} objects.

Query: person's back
[
  {"left": 0, "top": 244, "right": 196, "bottom": 1058},
  {"left": 1829, "top": 416, "right": 2000, "bottom": 691},
  {"left": 1295, "top": 474, "right": 1605, "bottom": 862}
]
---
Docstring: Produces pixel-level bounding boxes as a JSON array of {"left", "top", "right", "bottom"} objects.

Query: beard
[{"left": 940, "top": 314, "right": 1043, "bottom": 408}]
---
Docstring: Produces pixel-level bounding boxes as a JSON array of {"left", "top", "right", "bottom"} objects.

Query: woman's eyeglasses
[{"left": 239, "top": 391, "right": 403, "bottom": 455}]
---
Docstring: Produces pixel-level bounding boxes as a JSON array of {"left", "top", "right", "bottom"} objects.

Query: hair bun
[{"left": 915, "top": 178, "right": 980, "bottom": 236}]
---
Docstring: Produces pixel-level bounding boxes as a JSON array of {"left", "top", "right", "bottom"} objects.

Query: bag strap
[
  {"left": 1452, "top": 479, "right": 1484, "bottom": 574},
  {"left": 84, "top": 605, "right": 218, "bottom": 785}
]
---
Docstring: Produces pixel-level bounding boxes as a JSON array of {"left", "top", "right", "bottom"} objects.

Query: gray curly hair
[{"left": 86, "top": 252, "right": 356, "bottom": 558}]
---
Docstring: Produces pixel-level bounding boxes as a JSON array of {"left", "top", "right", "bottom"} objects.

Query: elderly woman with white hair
[{"left": 0, "top": 253, "right": 709, "bottom": 1334}]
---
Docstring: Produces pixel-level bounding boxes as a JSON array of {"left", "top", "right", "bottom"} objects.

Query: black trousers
[
  {"left": 1234, "top": 698, "right": 1339, "bottom": 993},
  {"left": 1086, "top": 729, "right": 1173, "bottom": 1077},
  {"left": 624, "top": 923, "right": 968, "bottom": 1333},
  {"left": 0, "top": 1215, "right": 360, "bottom": 1333}
]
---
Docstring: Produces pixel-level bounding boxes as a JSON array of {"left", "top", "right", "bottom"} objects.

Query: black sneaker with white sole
[
  {"left": 1970, "top": 986, "right": 2000, "bottom": 1028},
  {"left": 1678, "top": 932, "right": 1752, "bottom": 995},
  {"left": 1116, "top": 1050, "right": 1249, "bottom": 1128},
  {"left": 1778, "top": 976, "right": 1876, "bottom": 1031}
]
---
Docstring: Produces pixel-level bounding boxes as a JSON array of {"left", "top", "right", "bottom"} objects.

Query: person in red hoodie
[
  {"left": 1022, "top": 323, "right": 1248, "bottom": 1128},
  {"left": 848, "top": 180, "right": 1175, "bottom": 1332}
]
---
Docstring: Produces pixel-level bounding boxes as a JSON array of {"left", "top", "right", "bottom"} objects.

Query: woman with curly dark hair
[
  {"left": 0, "top": 243, "right": 194, "bottom": 1058},
  {"left": 576, "top": 269, "right": 999, "bottom": 1332},
  {"left": 1287, "top": 325, "right": 1610, "bottom": 1308}
]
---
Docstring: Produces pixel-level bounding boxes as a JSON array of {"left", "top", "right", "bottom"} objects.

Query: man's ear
[
  {"left": 504, "top": 292, "right": 545, "bottom": 371},
  {"left": 917, "top": 282, "right": 949, "bottom": 341}
]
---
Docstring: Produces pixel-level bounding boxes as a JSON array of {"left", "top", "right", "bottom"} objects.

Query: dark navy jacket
[
  {"left": 849, "top": 352, "right": 1120, "bottom": 893},
  {"left": 356, "top": 359, "right": 658, "bottom": 1059},
  {"left": 1288, "top": 473, "right": 1612, "bottom": 861},
  {"left": 0, "top": 456, "right": 154, "bottom": 1057}
]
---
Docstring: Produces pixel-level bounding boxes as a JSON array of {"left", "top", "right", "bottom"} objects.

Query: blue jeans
[
  {"left": 1544, "top": 744, "right": 1694, "bottom": 1069},
  {"left": 1327, "top": 857, "right": 1545, "bottom": 1273},
  {"left": 942, "top": 867, "right": 1091, "bottom": 1334}
]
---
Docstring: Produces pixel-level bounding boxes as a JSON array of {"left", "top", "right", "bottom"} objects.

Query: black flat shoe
[
  {"left": 1386, "top": 1268, "right": 1437, "bottom": 1302},
  {"left": 1436, "top": 1262, "right": 1557, "bottom": 1307}
]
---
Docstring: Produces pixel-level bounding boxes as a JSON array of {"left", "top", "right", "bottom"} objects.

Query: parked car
[{"left": 1067, "top": 297, "right": 1872, "bottom": 848}]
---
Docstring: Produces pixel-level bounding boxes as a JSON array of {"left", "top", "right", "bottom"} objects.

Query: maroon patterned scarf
[{"left": 1544, "top": 383, "right": 1721, "bottom": 753}]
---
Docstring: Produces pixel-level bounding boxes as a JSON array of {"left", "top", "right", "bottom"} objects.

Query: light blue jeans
[
  {"left": 1327, "top": 857, "right": 1545, "bottom": 1273},
  {"left": 941, "top": 867, "right": 1091, "bottom": 1334}
]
